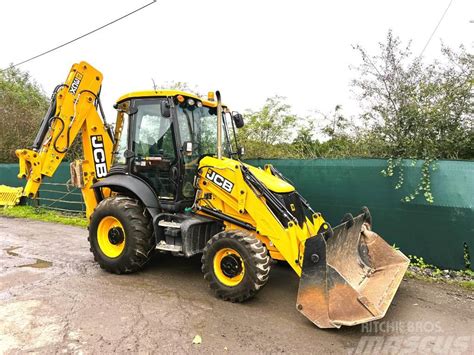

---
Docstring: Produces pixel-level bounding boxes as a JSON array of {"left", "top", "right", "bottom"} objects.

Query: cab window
[{"left": 133, "top": 99, "right": 176, "bottom": 160}]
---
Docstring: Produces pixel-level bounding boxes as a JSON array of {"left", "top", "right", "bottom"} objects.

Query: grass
[
  {"left": 405, "top": 270, "right": 474, "bottom": 290},
  {"left": 405, "top": 254, "right": 474, "bottom": 291},
  {"left": 458, "top": 280, "right": 474, "bottom": 290},
  {"left": 0, "top": 205, "right": 87, "bottom": 228}
]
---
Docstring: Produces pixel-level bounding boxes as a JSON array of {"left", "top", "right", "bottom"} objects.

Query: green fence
[
  {"left": 0, "top": 163, "right": 85, "bottom": 214},
  {"left": 246, "top": 159, "right": 473, "bottom": 271},
  {"left": 0, "top": 159, "right": 472, "bottom": 270}
]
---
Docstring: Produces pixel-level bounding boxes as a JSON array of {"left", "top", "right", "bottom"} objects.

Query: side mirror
[
  {"left": 124, "top": 149, "right": 135, "bottom": 159},
  {"left": 161, "top": 100, "right": 171, "bottom": 118},
  {"left": 182, "top": 141, "right": 193, "bottom": 156},
  {"left": 232, "top": 112, "right": 244, "bottom": 128},
  {"left": 237, "top": 146, "right": 245, "bottom": 157}
]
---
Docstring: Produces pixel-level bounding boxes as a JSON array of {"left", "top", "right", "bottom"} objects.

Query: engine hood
[
  {"left": 198, "top": 156, "right": 295, "bottom": 194},
  {"left": 244, "top": 164, "right": 294, "bottom": 193}
]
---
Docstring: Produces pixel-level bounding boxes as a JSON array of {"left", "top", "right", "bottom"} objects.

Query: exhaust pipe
[{"left": 216, "top": 90, "right": 223, "bottom": 159}]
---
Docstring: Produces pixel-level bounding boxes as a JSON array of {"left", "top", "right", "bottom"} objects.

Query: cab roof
[{"left": 116, "top": 90, "right": 219, "bottom": 107}]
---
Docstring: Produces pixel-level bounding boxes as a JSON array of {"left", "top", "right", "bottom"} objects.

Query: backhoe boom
[{"left": 16, "top": 62, "right": 114, "bottom": 217}]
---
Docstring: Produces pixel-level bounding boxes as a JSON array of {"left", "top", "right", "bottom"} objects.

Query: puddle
[
  {"left": 19, "top": 259, "right": 53, "bottom": 269},
  {"left": 4, "top": 247, "right": 52, "bottom": 268},
  {"left": 4, "top": 246, "right": 21, "bottom": 257}
]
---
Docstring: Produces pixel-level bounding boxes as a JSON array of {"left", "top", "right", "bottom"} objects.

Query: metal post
[{"left": 216, "top": 91, "right": 222, "bottom": 159}]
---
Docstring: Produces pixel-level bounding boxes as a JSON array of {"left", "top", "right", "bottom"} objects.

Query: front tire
[
  {"left": 88, "top": 196, "right": 155, "bottom": 274},
  {"left": 201, "top": 230, "right": 271, "bottom": 302}
]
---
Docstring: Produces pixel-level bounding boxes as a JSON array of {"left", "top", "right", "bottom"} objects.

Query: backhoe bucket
[
  {"left": 296, "top": 212, "right": 409, "bottom": 328},
  {"left": 0, "top": 185, "right": 23, "bottom": 206}
]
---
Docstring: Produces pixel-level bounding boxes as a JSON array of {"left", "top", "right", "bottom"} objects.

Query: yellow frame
[{"left": 195, "top": 156, "right": 327, "bottom": 276}]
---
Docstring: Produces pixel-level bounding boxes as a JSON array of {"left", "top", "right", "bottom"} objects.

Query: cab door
[{"left": 130, "top": 98, "right": 178, "bottom": 200}]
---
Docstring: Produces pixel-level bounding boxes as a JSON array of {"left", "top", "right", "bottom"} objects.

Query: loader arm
[
  {"left": 16, "top": 62, "right": 115, "bottom": 217},
  {"left": 195, "top": 157, "right": 409, "bottom": 328}
]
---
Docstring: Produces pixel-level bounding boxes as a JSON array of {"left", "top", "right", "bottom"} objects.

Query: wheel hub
[
  {"left": 108, "top": 227, "right": 124, "bottom": 245},
  {"left": 220, "top": 254, "right": 243, "bottom": 278}
]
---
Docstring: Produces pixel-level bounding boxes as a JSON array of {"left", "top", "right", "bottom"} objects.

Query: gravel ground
[
  {"left": 0, "top": 216, "right": 473, "bottom": 354},
  {"left": 408, "top": 265, "right": 473, "bottom": 283}
]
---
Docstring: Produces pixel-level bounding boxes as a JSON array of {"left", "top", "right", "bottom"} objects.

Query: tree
[
  {"left": 291, "top": 121, "right": 321, "bottom": 158},
  {"left": 237, "top": 96, "right": 298, "bottom": 158},
  {"left": 0, "top": 66, "right": 49, "bottom": 162},
  {"left": 351, "top": 31, "right": 473, "bottom": 160},
  {"left": 351, "top": 31, "right": 473, "bottom": 202},
  {"left": 239, "top": 96, "right": 297, "bottom": 145},
  {"left": 321, "top": 105, "right": 349, "bottom": 138},
  {"left": 290, "top": 105, "right": 374, "bottom": 159},
  {"left": 154, "top": 80, "right": 204, "bottom": 97}
]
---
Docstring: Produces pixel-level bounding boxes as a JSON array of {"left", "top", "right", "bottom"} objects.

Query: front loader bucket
[
  {"left": 0, "top": 185, "right": 23, "bottom": 206},
  {"left": 296, "top": 211, "right": 409, "bottom": 328}
]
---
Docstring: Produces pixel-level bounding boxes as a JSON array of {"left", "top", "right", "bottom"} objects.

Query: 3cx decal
[
  {"left": 68, "top": 72, "right": 83, "bottom": 95},
  {"left": 206, "top": 169, "right": 234, "bottom": 193},
  {"left": 91, "top": 135, "right": 107, "bottom": 178}
]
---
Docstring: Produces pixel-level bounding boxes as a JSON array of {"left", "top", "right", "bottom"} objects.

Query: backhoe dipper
[{"left": 14, "top": 62, "right": 409, "bottom": 328}]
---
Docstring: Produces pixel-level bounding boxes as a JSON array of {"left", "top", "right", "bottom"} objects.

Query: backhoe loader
[{"left": 9, "top": 61, "right": 409, "bottom": 328}]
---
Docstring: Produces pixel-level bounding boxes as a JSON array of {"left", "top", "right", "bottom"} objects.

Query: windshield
[{"left": 176, "top": 105, "right": 232, "bottom": 158}]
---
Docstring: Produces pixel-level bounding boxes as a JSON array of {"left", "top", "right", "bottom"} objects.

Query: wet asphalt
[{"left": 0, "top": 216, "right": 473, "bottom": 354}]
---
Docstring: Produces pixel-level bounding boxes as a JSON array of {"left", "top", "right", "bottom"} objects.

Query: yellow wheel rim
[
  {"left": 97, "top": 216, "right": 126, "bottom": 258},
  {"left": 213, "top": 248, "right": 245, "bottom": 287}
]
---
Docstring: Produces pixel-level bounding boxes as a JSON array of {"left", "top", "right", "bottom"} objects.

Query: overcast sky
[{"left": 1, "top": 0, "right": 472, "bottom": 122}]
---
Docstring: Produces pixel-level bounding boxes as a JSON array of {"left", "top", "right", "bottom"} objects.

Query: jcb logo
[
  {"left": 68, "top": 72, "right": 83, "bottom": 95},
  {"left": 206, "top": 169, "right": 234, "bottom": 193},
  {"left": 91, "top": 135, "right": 107, "bottom": 178}
]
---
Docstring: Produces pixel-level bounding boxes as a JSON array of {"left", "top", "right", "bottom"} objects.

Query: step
[
  {"left": 157, "top": 220, "right": 182, "bottom": 229},
  {"left": 156, "top": 240, "right": 182, "bottom": 252}
]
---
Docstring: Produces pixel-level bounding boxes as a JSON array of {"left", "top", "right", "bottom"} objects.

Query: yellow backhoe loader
[{"left": 7, "top": 61, "right": 409, "bottom": 328}]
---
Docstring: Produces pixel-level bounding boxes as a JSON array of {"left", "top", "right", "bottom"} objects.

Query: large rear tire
[
  {"left": 88, "top": 196, "right": 155, "bottom": 274},
  {"left": 201, "top": 230, "right": 271, "bottom": 302}
]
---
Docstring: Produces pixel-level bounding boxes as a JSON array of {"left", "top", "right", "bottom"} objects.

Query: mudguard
[{"left": 93, "top": 174, "right": 159, "bottom": 209}]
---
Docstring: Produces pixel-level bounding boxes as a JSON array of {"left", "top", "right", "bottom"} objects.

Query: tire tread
[
  {"left": 88, "top": 196, "right": 154, "bottom": 274},
  {"left": 201, "top": 230, "right": 271, "bottom": 302}
]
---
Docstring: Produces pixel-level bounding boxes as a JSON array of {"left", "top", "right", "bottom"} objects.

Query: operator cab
[{"left": 111, "top": 90, "right": 243, "bottom": 213}]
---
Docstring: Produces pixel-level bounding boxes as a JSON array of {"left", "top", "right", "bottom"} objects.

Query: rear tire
[
  {"left": 201, "top": 230, "right": 271, "bottom": 302},
  {"left": 88, "top": 196, "right": 155, "bottom": 274}
]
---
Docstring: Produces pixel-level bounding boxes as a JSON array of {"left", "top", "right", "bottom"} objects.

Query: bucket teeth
[{"left": 296, "top": 211, "right": 409, "bottom": 328}]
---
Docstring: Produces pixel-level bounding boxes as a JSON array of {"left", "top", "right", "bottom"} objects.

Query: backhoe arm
[{"left": 16, "top": 61, "right": 114, "bottom": 217}]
